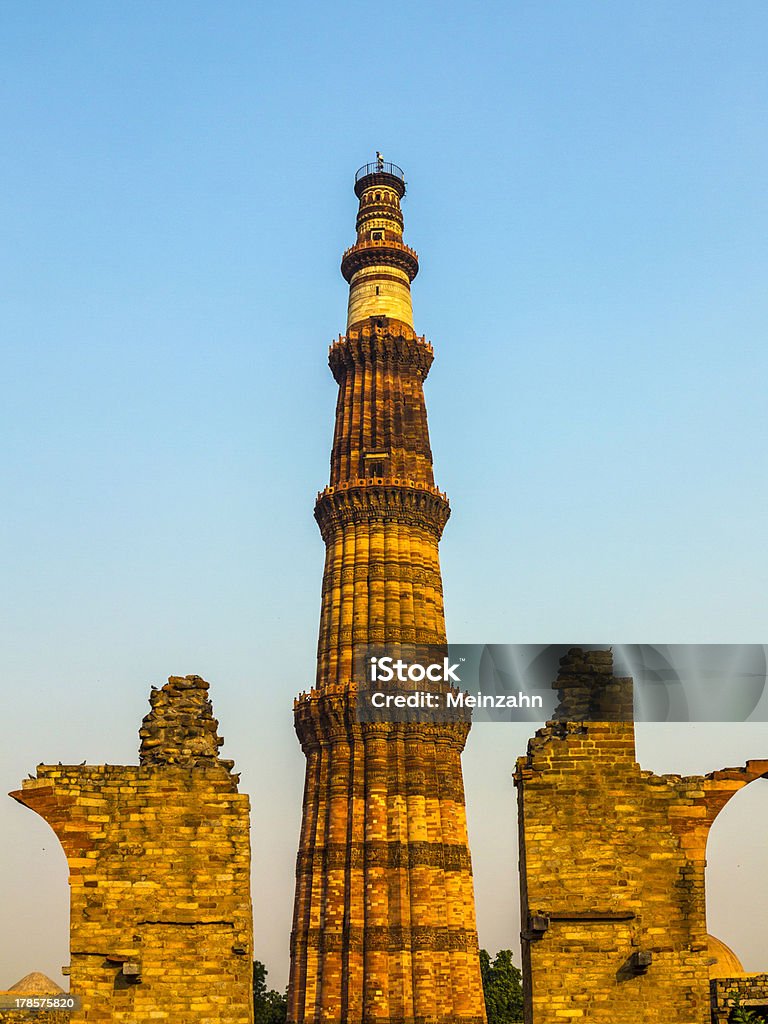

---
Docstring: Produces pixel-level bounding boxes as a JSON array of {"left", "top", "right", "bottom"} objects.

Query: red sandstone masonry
[{"left": 288, "top": 160, "right": 486, "bottom": 1024}]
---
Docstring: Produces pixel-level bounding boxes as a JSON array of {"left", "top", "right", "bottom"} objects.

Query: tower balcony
[
  {"left": 316, "top": 478, "right": 449, "bottom": 502},
  {"left": 354, "top": 161, "right": 407, "bottom": 199},
  {"left": 341, "top": 238, "right": 419, "bottom": 282},
  {"left": 314, "top": 478, "right": 451, "bottom": 543}
]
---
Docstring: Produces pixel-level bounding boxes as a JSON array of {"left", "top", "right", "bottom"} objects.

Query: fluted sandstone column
[{"left": 289, "top": 160, "right": 486, "bottom": 1024}]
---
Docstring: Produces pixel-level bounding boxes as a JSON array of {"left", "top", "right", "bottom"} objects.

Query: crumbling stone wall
[
  {"left": 711, "top": 975, "right": 768, "bottom": 1023},
  {"left": 514, "top": 649, "right": 768, "bottom": 1024},
  {"left": 10, "top": 675, "right": 253, "bottom": 1024},
  {"left": 0, "top": 1006, "right": 67, "bottom": 1024}
]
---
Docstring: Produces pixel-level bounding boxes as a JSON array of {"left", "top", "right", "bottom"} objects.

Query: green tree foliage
[
  {"left": 729, "top": 992, "right": 768, "bottom": 1023},
  {"left": 479, "top": 948, "right": 524, "bottom": 1024},
  {"left": 253, "top": 960, "right": 287, "bottom": 1024}
]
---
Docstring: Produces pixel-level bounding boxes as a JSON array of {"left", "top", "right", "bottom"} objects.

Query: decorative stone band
[
  {"left": 328, "top": 327, "right": 434, "bottom": 383},
  {"left": 341, "top": 239, "right": 419, "bottom": 282},
  {"left": 296, "top": 840, "right": 472, "bottom": 874},
  {"left": 356, "top": 199, "right": 404, "bottom": 231},
  {"left": 290, "top": 924, "right": 480, "bottom": 955},
  {"left": 316, "top": 627, "right": 447, "bottom": 652},
  {"left": 322, "top": 561, "right": 444, "bottom": 591},
  {"left": 315, "top": 482, "right": 450, "bottom": 542},
  {"left": 293, "top": 685, "right": 470, "bottom": 755}
]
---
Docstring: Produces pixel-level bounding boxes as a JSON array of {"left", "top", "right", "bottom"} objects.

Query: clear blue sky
[{"left": 2, "top": 0, "right": 767, "bottom": 991}]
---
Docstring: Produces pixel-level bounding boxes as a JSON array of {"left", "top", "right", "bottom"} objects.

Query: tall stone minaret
[{"left": 289, "top": 158, "right": 486, "bottom": 1024}]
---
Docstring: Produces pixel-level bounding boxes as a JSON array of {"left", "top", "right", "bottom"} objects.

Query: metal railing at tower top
[{"left": 355, "top": 161, "right": 405, "bottom": 182}]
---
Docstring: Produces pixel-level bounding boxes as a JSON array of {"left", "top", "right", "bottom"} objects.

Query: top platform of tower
[{"left": 354, "top": 161, "right": 406, "bottom": 199}]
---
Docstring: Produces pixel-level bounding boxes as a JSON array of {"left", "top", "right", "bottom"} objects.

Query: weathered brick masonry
[
  {"left": 11, "top": 675, "right": 254, "bottom": 1024},
  {"left": 515, "top": 649, "right": 768, "bottom": 1024},
  {"left": 711, "top": 975, "right": 768, "bottom": 1022},
  {"left": 0, "top": 1007, "right": 68, "bottom": 1024},
  {"left": 0, "top": 1000, "right": 67, "bottom": 1024}
]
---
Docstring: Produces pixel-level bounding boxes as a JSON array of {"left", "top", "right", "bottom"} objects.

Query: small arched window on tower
[{"left": 371, "top": 230, "right": 383, "bottom": 241}]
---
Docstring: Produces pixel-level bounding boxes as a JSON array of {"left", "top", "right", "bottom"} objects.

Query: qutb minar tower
[{"left": 289, "top": 158, "right": 486, "bottom": 1024}]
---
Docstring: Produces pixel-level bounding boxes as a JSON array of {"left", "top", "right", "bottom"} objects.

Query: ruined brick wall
[
  {"left": 514, "top": 649, "right": 768, "bottom": 1024},
  {"left": 0, "top": 1008, "right": 67, "bottom": 1024},
  {"left": 711, "top": 975, "right": 768, "bottom": 1023},
  {"left": 10, "top": 676, "right": 253, "bottom": 1024}
]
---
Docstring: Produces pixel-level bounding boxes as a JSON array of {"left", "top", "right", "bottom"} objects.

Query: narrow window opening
[
  {"left": 363, "top": 451, "right": 389, "bottom": 479},
  {"left": 371, "top": 230, "right": 383, "bottom": 241}
]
